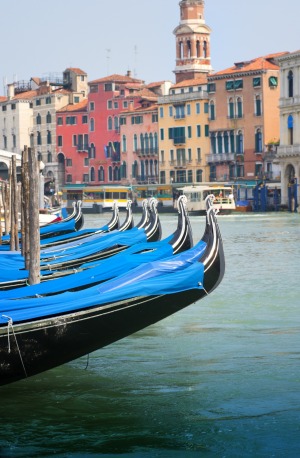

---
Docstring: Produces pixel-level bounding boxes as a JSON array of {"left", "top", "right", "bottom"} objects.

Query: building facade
[
  {"left": 207, "top": 54, "right": 284, "bottom": 182},
  {"left": 276, "top": 50, "right": 300, "bottom": 207},
  {"left": 158, "top": 77, "right": 210, "bottom": 185}
]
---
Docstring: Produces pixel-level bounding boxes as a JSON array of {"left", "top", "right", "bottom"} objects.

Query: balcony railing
[
  {"left": 77, "top": 144, "right": 89, "bottom": 152},
  {"left": 206, "top": 152, "right": 235, "bottom": 163},
  {"left": 135, "top": 148, "right": 158, "bottom": 156}
]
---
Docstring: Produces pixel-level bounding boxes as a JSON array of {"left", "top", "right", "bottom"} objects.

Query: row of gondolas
[{"left": 0, "top": 195, "right": 225, "bottom": 387}]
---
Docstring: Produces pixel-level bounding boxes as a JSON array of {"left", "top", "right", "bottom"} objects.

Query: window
[
  {"left": 57, "top": 117, "right": 63, "bottom": 125},
  {"left": 188, "top": 170, "right": 193, "bottom": 183},
  {"left": 90, "top": 167, "right": 95, "bottom": 182},
  {"left": 288, "top": 115, "right": 294, "bottom": 145},
  {"left": 196, "top": 103, "right": 200, "bottom": 114},
  {"left": 90, "top": 84, "right": 98, "bottom": 93},
  {"left": 82, "top": 115, "right": 88, "bottom": 124},
  {"left": 287, "top": 71, "right": 293, "bottom": 97},
  {"left": 58, "top": 135, "right": 63, "bottom": 147},
  {"left": 73, "top": 135, "right": 77, "bottom": 146},
  {"left": 197, "top": 125, "right": 201, "bottom": 137},
  {"left": 237, "top": 97, "right": 243, "bottom": 118},
  {"left": 122, "top": 135, "right": 127, "bottom": 152},
  {"left": 98, "top": 167, "right": 105, "bottom": 182},
  {"left": 108, "top": 117, "right": 113, "bottom": 130},
  {"left": 74, "top": 96, "right": 80, "bottom": 103},
  {"left": 3, "top": 135, "right": 7, "bottom": 149},
  {"left": 160, "top": 129, "right": 164, "bottom": 141},
  {"left": 255, "top": 129, "right": 263, "bottom": 152},
  {"left": 84, "top": 158, "right": 89, "bottom": 166},
  {"left": 66, "top": 158, "right": 72, "bottom": 166},
  {"left": 175, "top": 105, "right": 185, "bottom": 119},
  {"left": 204, "top": 103, "right": 209, "bottom": 114},
  {"left": 255, "top": 96, "right": 262, "bottom": 116},
  {"left": 169, "top": 106, "right": 173, "bottom": 117},
  {"left": 207, "top": 83, "right": 216, "bottom": 93},
  {"left": 197, "top": 148, "right": 201, "bottom": 162},
  {"left": 89, "top": 101, "right": 95, "bottom": 111},
  {"left": 188, "top": 148, "right": 192, "bottom": 162},
  {"left": 11, "top": 104, "right": 16, "bottom": 110},
  {"left": 205, "top": 125, "right": 209, "bottom": 137},
  {"left": 114, "top": 101, "right": 118, "bottom": 109},
  {"left": 133, "top": 134, "right": 138, "bottom": 152},
  {"left": 89, "top": 143, "right": 96, "bottom": 158},
  {"left": 66, "top": 174, "right": 72, "bottom": 183},
  {"left": 253, "top": 77, "right": 261, "bottom": 88},
  {"left": 36, "top": 113, "right": 42, "bottom": 125},
  {"left": 47, "top": 152, "right": 52, "bottom": 162},
  {"left": 46, "top": 111, "right": 52, "bottom": 123},
  {"left": 2, "top": 105, "right": 6, "bottom": 111},
  {"left": 36, "top": 99, "right": 41, "bottom": 106},
  {"left": 12, "top": 134, "right": 16, "bottom": 148},
  {"left": 114, "top": 117, "right": 119, "bottom": 131},
  {"left": 228, "top": 98, "right": 234, "bottom": 118},
  {"left": 83, "top": 174, "right": 89, "bottom": 182},
  {"left": 159, "top": 107, "right": 164, "bottom": 118},
  {"left": 269, "top": 76, "right": 278, "bottom": 89},
  {"left": 152, "top": 113, "right": 158, "bottom": 123},
  {"left": 104, "top": 83, "right": 113, "bottom": 92},
  {"left": 186, "top": 104, "right": 191, "bottom": 115},
  {"left": 66, "top": 116, "right": 77, "bottom": 125},
  {"left": 169, "top": 127, "right": 185, "bottom": 144},
  {"left": 90, "top": 118, "right": 95, "bottom": 132},
  {"left": 123, "top": 101, "right": 128, "bottom": 108},
  {"left": 226, "top": 79, "right": 243, "bottom": 90},
  {"left": 209, "top": 101, "right": 215, "bottom": 120},
  {"left": 187, "top": 126, "right": 192, "bottom": 138},
  {"left": 47, "top": 130, "right": 52, "bottom": 144},
  {"left": 196, "top": 169, "right": 203, "bottom": 182},
  {"left": 236, "top": 130, "right": 243, "bottom": 153},
  {"left": 37, "top": 132, "right": 42, "bottom": 145}
]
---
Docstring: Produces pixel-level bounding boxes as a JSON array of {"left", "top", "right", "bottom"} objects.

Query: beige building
[{"left": 158, "top": 77, "right": 210, "bottom": 185}]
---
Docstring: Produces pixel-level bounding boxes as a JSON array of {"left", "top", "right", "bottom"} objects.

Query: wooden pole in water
[
  {"left": 28, "top": 147, "right": 40, "bottom": 285},
  {"left": 21, "top": 147, "right": 30, "bottom": 264},
  {"left": 10, "top": 155, "right": 19, "bottom": 251}
]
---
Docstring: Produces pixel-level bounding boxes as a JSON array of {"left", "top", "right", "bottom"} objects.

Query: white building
[{"left": 276, "top": 50, "right": 300, "bottom": 208}]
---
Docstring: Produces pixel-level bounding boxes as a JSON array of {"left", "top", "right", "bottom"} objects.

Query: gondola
[
  {"left": 0, "top": 196, "right": 225, "bottom": 386},
  {"left": 0, "top": 195, "right": 193, "bottom": 300},
  {"left": 0, "top": 199, "right": 162, "bottom": 290}
]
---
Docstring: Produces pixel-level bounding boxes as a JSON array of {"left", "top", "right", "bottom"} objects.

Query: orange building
[{"left": 207, "top": 54, "right": 285, "bottom": 182}]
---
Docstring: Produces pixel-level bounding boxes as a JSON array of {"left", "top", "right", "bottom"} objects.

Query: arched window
[
  {"left": 196, "top": 40, "right": 200, "bottom": 58},
  {"left": 133, "top": 134, "right": 138, "bottom": 152},
  {"left": 108, "top": 166, "right": 112, "bottom": 181},
  {"left": 288, "top": 70, "right": 293, "bottom": 98},
  {"left": 89, "top": 143, "right": 96, "bottom": 159},
  {"left": 47, "top": 130, "right": 52, "bottom": 144},
  {"left": 236, "top": 130, "right": 244, "bottom": 154},
  {"left": 188, "top": 170, "right": 193, "bottom": 183},
  {"left": 37, "top": 131, "right": 42, "bottom": 145},
  {"left": 210, "top": 133, "right": 217, "bottom": 155},
  {"left": 255, "top": 95, "right": 262, "bottom": 116},
  {"left": 228, "top": 97, "right": 234, "bottom": 118},
  {"left": 132, "top": 160, "right": 138, "bottom": 179},
  {"left": 224, "top": 131, "right": 229, "bottom": 153},
  {"left": 36, "top": 113, "right": 42, "bottom": 125},
  {"left": 255, "top": 129, "right": 263, "bottom": 152},
  {"left": 217, "top": 132, "right": 223, "bottom": 154},
  {"left": 145, "top": 133, "right": 149, "bottom": 154},
  {"left": 122, "top": 135, "right": 127, "bottom": 152},
  {"left": 113, "top": 166, "right": 119, "bottom": 181},
  {"left": 98, "top": 166, "right": 105, "bottom": 182},
  {"left": 114, "top": 116, "right": 119, "bottom": 131},
  {"left": 108, "top": 117, "right": 113, "bottom": 130},
  {"left": 154, "top": 133, "right": 158, "bottom": 153},
  {"left": 121, "top": 161, "right": 127, "bottom": 179},
  {"left": 47, "top": 151, "right": 52, "bottom": 163},
  {"left": 90, "top": 118, "right": 95, "bottom": 132},
  {"left": 90, "top": 167, "right": 95, "bottom": 181},
  {"left": 149, "top": 133, "right": 154, "bottom": 153},
  {"left": 237, "top": 97, "right": 243, "bottom": 118},
  {"left": 187, "top": 40, "right": 191, "bottom": 58},
  {"left": 203, "top": 40, "right": 207, "bottom": 58},
  {"left": 46, "top": 111, "right": 51, "bottom": 123},
  {"left": 179, "top": 41, "right": 184, "bottom": 59},
  {"left": 140, "top": 133, "right": 144, "bottom": 153}
]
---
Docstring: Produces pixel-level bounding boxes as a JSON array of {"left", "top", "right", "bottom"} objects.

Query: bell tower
[{"left": 174, "top": 0, "right": 212, "bottom": 83}]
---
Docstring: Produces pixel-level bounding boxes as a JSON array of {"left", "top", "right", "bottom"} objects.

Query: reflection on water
[{"left": 0, "top": 212, "right": 299, "bottom": 457}]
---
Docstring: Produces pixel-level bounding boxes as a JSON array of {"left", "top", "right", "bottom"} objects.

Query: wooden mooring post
[{"left": 27, "top": 147, "right": 41, "bottom": 285}]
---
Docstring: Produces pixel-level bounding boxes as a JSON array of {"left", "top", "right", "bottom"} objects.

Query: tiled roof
[
  {"left": 121, "top": 103, "right": 157, "bottom": 115},
  {"left": 65, "top": 67, "right": 87, "bottom": 76},
  {"left": 57, "top": 99, "right": 88, "bottom": 113},
  {"left": 0, "top": 96, "right": 7, "bottom": 102},
  {"left": 171, "top": 76, "right": 208, "bottom": 88},
  {"left": 12, "top": 90, "right": 39, "bottom": 100},
  {"left": 89, "top": 73, "right": 144, "bottom": 84},
  {"left": 146, "top": 81, "right": 170, "bottom": 88},
  {"left": 211, "top": 52, "right": 288, "bottom": 77}
]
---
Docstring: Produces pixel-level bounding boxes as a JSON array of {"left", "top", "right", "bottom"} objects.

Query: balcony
[
  {"left": 135, "top": 148, "right": 158, "bottom": 157},
  {"left": 169, "top": 160, "right": 188, "bottom": 168},
  {"left": 173, "top": 137, "right": 186, "bottom": 145},
  {"left": 206, "top": 152, "right": 235, "bottom": 163},
  {"left": 77, "top": 144, "right": 89, "bottom": 152},
  {"left": 277, "top": 145, "right": 300, "bottom": 157}
]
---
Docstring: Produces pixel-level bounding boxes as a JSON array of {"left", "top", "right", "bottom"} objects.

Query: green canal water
[{"left": 0, "top": 212, "right": 299, "bottom": 457}]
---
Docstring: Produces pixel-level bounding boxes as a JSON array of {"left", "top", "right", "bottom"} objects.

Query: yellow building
[{"left": 157, "top": 77, "right": 210, "bottom": 185}]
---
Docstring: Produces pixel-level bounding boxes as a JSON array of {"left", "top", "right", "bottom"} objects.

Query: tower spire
[{"left": 173, "top": 0, "right": 212, "bottom": 83}]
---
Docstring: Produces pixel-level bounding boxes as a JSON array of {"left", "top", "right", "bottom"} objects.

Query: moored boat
[{"left": 180, "top": 184, "right": 236, "bottom": 215}]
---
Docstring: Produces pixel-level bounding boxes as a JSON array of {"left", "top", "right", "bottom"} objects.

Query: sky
[{"left": 0, "top": 0, "right": 299, "bottom": 95}]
